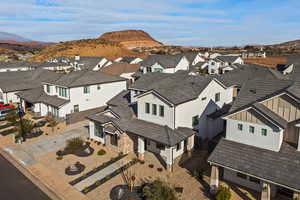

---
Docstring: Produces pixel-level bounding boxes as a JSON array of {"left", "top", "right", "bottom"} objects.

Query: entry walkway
[{"left": 73, "top": 155, "right": 131, "bottom": 191}]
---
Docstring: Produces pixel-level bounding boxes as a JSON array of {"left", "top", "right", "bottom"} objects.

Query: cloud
[{"left": 1, "top": 0, "right": 299, "bottom": 45}]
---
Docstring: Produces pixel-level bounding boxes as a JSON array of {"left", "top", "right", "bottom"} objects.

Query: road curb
[{"left": 0, "top": 148, "right": 64, "bottom": 200}]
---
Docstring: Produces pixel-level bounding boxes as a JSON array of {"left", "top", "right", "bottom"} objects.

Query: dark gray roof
[
  {"left": 88, "top": 112, "right": 194, "bottom": 146},
  {"left": 73, "top": 56, "right": 106, "bottom": 70},
  {"left": 16, "top": 87, "right": 69, "bottom": 108},
  {"left": 44, "top": 70, "right": 126, "bottom": 88},
  {"left": 215, "top": 56, "right": 240, "bottom": 63},
  {"left": 0, "top": 69, "right": 62, "bottom": 92},
  {"left": 120, "top": 57, "right": 136, "bottom": 63},
  {"left": 208, "top": 138, "right": 300, "bottom": 191},
  {"left": 140, "top": 54, "right": 185, "bottom": 69},
  {"left": 130, "top": 72, "right": 215, "bottom": 105},
  {"left": 252, "top": 103, "right": 288, "bottom": 128},
  {"left": 176, "top": 52, "right": 199, "bottom": 64}
]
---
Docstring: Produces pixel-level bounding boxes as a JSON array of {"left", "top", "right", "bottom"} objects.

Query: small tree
[
  {"left": 143, "top": 180, "right": 177, "bottom": 200},
  {"left": 46, "top": 112, "right": 59, "bottom": 134},
  {"left": 122, "top": 169, "right": 136, "bottom": 192},
  {"left": 16, "top": 119, "right": 34, "bottom": 139},
  {"left": 216, "top": 186, "right": 232, "bottom": 200},
  {"left": 6, "top": 110, "right": 19, "bottom": 125},
  {"left": 64, "top": 137, "right": 84, "bottom": 154}
]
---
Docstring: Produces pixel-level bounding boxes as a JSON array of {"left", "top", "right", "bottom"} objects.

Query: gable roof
[
  {"left": 44, "top": 70, "right": 126, "bottom": 88},
  {"left": 140, "top": 54, "right": 185, "bottom": 69},
  {"left": 100, "top": 63, "right": 140, "bottom": 76}
]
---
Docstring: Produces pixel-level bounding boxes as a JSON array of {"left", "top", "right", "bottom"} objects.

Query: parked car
[
  {"left": 0, "top": 108, "right": 13, "bottom": 121},
  {"left": 0, "top": 104, "right": 15, "bottom": 110}
]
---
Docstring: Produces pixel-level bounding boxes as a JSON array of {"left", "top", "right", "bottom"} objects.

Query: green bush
[
  {"left": 97, "top": 149, "right": 106, "bottom": 156},
  {"left": 56, "top": 156, "right": 63, "bottom": 160},
  {"left": 64, "top": 137, "right": 84, "bottom": 154},
  {"left": 216, "top": 186, "right": 232, "bottom": 200},
  {"left": 143, "top": 180, "right": 177, "bottom": 200}
]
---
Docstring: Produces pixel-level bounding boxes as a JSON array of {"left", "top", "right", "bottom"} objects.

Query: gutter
[{"left": 208, "top": 160, "right": 300, "bottom": 192}]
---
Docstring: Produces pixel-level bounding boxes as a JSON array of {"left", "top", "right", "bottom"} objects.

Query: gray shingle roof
[
  {"left": 208, "top": 138, "right": 300, "bottom": 191},
  {"left": 0, "top": 69, "right": 62, "bottom": 92},
  {"left": 130, "top": 72, "right": 214, "bottom": 105},
  {"left": 16, "top": 87, "right": 69, "bottom": 108},
  {"left": 140, "top": 54, "right": 185, "bottom": 69},
  {"left": 215, "top": 56, "right": 240, "bottom": 63},
  {"left": 44, "top": 70, "right": 126, "bottom": 88}
]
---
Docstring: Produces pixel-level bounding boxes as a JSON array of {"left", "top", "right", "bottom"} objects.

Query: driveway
[
  {"left": 0, "top": 154, "right": 51, "bottom": 200},
  {"left": 3, "top": 123, "right": 89, "bottom": 166}
]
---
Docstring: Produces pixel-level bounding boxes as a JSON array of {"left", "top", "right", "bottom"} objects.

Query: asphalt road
[{"left": 0, "top": 155, "right": 51, "bottom": 200}]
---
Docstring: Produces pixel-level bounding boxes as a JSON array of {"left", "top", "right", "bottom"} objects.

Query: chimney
[{"left": 75, "top": 54, "right": 80, "bottom": 61}]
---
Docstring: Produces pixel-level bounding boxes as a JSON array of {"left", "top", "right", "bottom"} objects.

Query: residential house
[
  {"left": 140, "top": 54, "right": 189, "bottom": 74},
  {"left": 100, "top": 63, "right": 140, "bottom": 82},
  {"left": 208, "top": 56, "right": 244, "bottom": 74},
  {"left": 71, "top": 55, "right": 112, "bottom": 71},
  {"left": 17, "top": 71, "right": 127, "bottom": 118},
  {"left": 117, "top": 57, "right": 143, "bottom": 64},
  {"left": 87, "top": 71, "right": 235, "bottom": 169},
  {"left": 208, "top": 63, "right": 300, "bottom": 199},
  {"left": 0, "top": 61, "right": 41, "bottom": 72},
  {"left": 0, "top": 69, "right": 61, "bottom": 103}
]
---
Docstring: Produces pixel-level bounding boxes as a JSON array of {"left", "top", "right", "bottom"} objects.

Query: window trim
[
  {"left": 159, "top": 105, "right": 164, "bottom": 117},
  {"left": 261, "top": 128, "right": 267, "bottom": 136},
  {"left": 152, "top": 104, "right": 157, "bottom": 115},
  {"left": 215, "top": 92, "right": 220, "bottom": 102},
  {"left": 145, "top": 103, "right": 150, "bottom": 114}
]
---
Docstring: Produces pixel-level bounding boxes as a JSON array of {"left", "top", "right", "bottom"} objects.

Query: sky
[{"left": 1, "top": 0, "right": 300, "bottom": 46}]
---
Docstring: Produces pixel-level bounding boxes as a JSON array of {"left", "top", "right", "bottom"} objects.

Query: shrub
[
  {"left": 216, "top": 186, "right": 232, "bottom": 200},
  {"left": 95, "top": 180, "right": 101, "bottom": 186},
  {"left": 64, "top": 137, "right": 84, "bottom": 154},
  {"left": 118, "top": 152, "right": 123, "bottom": 156},
  {"left": 140, "top": 160, "right": 145, "bottom": 164},
  {"left": 149, "top": 164, "right": 154, "bottom": 168},
  {"left": 157, "top": 168, "right": 163, "bottom": 172},
  {"left": 56, "top": 156, "right": 63, "bottom": 160},
  {"left": 97, "top": 142, "right": 101, "bottom": 145},
  {"left": 143, "top": 180, "right": 177, "bottom": 200},
  {"left": 97, "top": 149, "right": 106, "bottom": 156}
]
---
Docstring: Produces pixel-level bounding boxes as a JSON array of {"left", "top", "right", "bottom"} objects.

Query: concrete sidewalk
[{"left": 73, "top": 156, "right": 130, "bottom": 191}]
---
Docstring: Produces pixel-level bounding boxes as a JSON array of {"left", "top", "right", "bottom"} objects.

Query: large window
[
  {"left": 215, "top": 92, "right": 220, "bottom": 102},
  {"left": 145, "top": 103, "right": 150, "bottom": 114},
  {"left": 95, "top": 124, "right": 104, "bottom": 138},
  {"left": 262, "top": 128, "right": 267, "bottom": 136},
  {"left": 159, "top": 105, "right": 164, "bottom": 117},
  {"left": 238, "top": 123, "right": 243, "bottom": 131},
  {"left": 192, "top": 116, "right": 199, "bottom": 126},
  {"left": 152, "top": 104, "right": 157, "bottom": 115},
  {"left": 83, "top": 86, "right": 90, "bottom": 94},
  {"left": 58, "top": 87, "right": 67, "bottom": 97},
  {"left": 249, "top": 126, "right": 255, "bottom": 134}
]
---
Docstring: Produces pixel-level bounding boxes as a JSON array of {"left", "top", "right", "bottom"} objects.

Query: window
[
  {"left": 236, "top": 172, "right": 247, "bottom": 179},
  {"left": 176, "top": 143, "right": 181, "bottom": 151},
  {"left": 249, "top": 177, "right": 260, "bottom": 184},
  {"left": 159, "top": 105, "right": 164, "bottom": 117},
  {"left": 145, "top": 103, "right": 150, "bottom": 114},
  {"left": 211, "top": 62, "right": 215, "bottom": 65},
  {"left": 73, "top": 105, "right": 79, "bottom": 112},
  {"left": 83, "top": 86, "right": 90, "bottom": 94},
  {"left": 134, "top": 90, "right": 138, "bottom": 95},
  {"left": 215, "top": 93, "right": 220, "bottom": 102},
  {"left": 58, "top": 87, "right": 67, "bottom": 97},
  {"left": 238, "top": 123, "right": 243, "bottom": 131},
  {"left": 156, "top": 143, "right": 165, "bottom": 150},
  {"left": 95, "top": 124, "right": 104, "bottom": 138},
  {"left": 192, "top": 116, "right": 199, "bottom": 126},
  {"left": 46, "top": 85, "right": 51, "bottom": 93},
  {"left": 146, "top": 67, "right": 152, "bottom": 72},
  {"left": 249, "top": 126, "right": 255, "bottom": 133},
  {"left": 154, "top": 68, "right": 163, "bottom": 72},
  {"left": 97, "top": 84, "right": 101, "bottom": 90},
  {"left": 201, "top": 97, "right": 207, "bottom": 101},
  {"left": 262, "top": 128, "right": 267, "bottom": 136},
  {"left": 152, "top": 104, "right": 157, "bottom": 115}
]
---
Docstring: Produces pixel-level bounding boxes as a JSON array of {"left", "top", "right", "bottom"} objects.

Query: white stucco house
[
  {"left": 17, "top": 71, "right": 127, "bottom": 119},
  {"left": 208, "top": 63, "right": 300, "bottom": 200},
  {"left": 208, "top": 56, "right": 244, "bottom": 74},
  {"left": 140, "top": 54, "right": 189, "bottom": 74}
]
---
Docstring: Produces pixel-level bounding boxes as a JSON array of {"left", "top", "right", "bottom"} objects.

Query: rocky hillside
[
  {"left": 30, "top": 38, "right": 145, "bottom": 62},
  {"left": 99, "top": 30, "right": 163, "bottom": 49}
]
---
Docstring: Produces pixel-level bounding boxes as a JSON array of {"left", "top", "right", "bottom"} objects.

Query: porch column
[
  {"left": 210, "top": 165, "right": 219, "bottom": 195},
  {"left": 165, "top": 146, "right": 173, "bottom": 172},
  {"left": 261, "top": 182, "right": 271, "bottom": 200},
  {"left": 293, "top": 192, "right": 300, "bottom": 200},
  {"left": 137, "top": 137, "right": 145, "bottom": 160}
]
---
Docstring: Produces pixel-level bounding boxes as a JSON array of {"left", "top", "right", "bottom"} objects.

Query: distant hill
[
  {"left": 99, "top": 30, "right": 163, "bottom": 49},
  {"left": 30, "top": 38, "right": 146, "bottom": 62},
  {"left": 0, "top": 31, "right": 32, "bottom": 42},
  {"left": 270, "top": 40, "right": 300, "bottom": 48}
]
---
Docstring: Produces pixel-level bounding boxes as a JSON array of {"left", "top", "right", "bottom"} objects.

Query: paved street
[{"left": 0, "top": 154, "right": 50, "bottom": 200}]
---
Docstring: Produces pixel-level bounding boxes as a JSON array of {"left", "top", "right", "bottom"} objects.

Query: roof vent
[{"left": 250, "top": 89, "right": 256, "bottom": 94}]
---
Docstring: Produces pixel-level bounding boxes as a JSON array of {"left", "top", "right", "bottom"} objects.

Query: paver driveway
[{"left": 3, "top": 124, "right": 89, "bottom": 166}]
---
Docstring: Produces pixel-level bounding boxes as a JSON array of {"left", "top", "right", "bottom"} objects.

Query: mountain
[
  {"left": 0, "top": 31, "right": 32, "bottom": 42},
  {"left": 30, "top": 38, "right": 146, "bottom": 62},
  {"left": 99, "top": 30, "right": 163, "bottom": 49}
]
